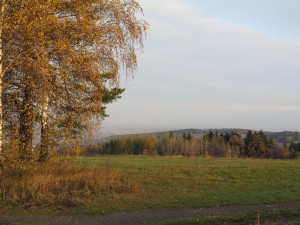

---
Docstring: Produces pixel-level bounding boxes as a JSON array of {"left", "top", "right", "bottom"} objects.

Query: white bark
[
  {"left": 41, "top": 94, "right": 49, "bottom": 133},
  {"left": 39, "top": 93, "right": 49, "bottom": 162}
]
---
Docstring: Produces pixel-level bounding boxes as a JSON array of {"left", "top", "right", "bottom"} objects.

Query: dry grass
[{"left": 0, "top": 159, "right": 143, "bottom": 208}]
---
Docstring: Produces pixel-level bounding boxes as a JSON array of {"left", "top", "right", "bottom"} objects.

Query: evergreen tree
[
  {"left": 244, "top": 130, "right": 253, "bottom": 157},
  {"left": 222, "top": 132, "right": 231, "bottom": 143},
  {"left": 186, "top": 133, "right": 192, "bottom": 141},
  {"left": 208, "top": 131, "right": 214, "bottom": 140}
]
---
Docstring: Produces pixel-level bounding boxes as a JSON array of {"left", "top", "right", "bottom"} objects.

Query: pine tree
[{"left": 244, "top": 130, "right": 253, "bottom": 157}]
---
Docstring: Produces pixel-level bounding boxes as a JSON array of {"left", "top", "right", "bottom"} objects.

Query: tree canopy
[{"left": 0, "top": 0, "right": 148, "bottom": 163}]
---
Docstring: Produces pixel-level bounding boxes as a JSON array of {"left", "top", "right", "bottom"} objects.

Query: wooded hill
[
  {"left": 86, "top": 129, "right": 300, "bottom": 159},
  {"left": 156, "top": 129, "right": 300, "bottom": 144},
  {"left": 103, "top": 128, "right": 300, "bottom": 145}
]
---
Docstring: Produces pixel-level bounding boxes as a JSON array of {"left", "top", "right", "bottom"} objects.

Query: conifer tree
[{"left": 244, "top": 130, "right": 253, "bottom": 157}]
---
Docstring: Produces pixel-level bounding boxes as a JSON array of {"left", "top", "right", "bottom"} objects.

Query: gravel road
[{"left": 1, "top": 201, "right": 300, "bottom": 225}]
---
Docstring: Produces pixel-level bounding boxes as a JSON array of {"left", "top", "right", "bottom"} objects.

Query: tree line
[
  {"left": 0, "top": 0, "right": 148, "bottom": 167},
  {"left": 86, "top": 130, "right": 298, "bottom": 159}
]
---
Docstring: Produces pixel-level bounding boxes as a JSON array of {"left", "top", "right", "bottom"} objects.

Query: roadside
[
  {"left": 1, "top": 201, "right": 300, "bottom": 225},
  {"left": 153, "top": 209, "right": 300, "bottom": 225}
]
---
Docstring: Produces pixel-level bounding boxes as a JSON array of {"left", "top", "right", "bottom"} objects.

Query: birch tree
[
  {"left": 0, "top": 0, "right": 4, "bottom": 159},
  {"left": 0, "top": 0, "right": 21, "bottom": 161},
  {"left": 0, "top": 0, "right": 148, "bottom": 163}
]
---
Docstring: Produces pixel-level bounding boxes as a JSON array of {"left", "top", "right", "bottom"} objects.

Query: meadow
[
  {"left": 1, "top": 156, "right": 300, "bottom": 215},
  {"left": 77, "top": 157, "right": 300, "bottom": 212}
]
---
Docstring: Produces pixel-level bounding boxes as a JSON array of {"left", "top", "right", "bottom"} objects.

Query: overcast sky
[{"left": 102, "top": 0, "right": 300, "bottom": 132}]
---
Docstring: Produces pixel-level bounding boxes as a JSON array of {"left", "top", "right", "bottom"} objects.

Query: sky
[{"left": 102, "top": 0, "right": 300, "bottom": 133}]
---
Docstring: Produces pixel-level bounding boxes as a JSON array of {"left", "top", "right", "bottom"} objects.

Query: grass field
[
  {"left": 154, "top": 209, "right": 300, "bottom": 225},
  {"left": 1, "top": 156, "right": 300, "bottom": 215},
  {"left": 74, "top": 157, "right": 300, "bottom": 214}
]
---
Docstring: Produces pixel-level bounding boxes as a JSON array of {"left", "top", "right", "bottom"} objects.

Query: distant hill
[
  {"left": 166, "top": 129, "right": 300, "bottom": 144},
  {"left": 98, "top": 128, "right": 300, "bottom": 145},
  {"left": 265, "top": 131, "right": 300, "bottom": 144},
  {"left": 156, "top": 128, "right": 250, "bottom": 137}
]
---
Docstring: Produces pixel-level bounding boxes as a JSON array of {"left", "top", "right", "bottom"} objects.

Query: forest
[{"left": 86, "top": 130, "right": 299, "bottom": 159}]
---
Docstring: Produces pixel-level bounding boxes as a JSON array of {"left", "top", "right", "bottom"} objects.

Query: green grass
[
  {"left": 75, "top": 157, "right": 300, "bottom": 213},
  {"left": 1, "top": 156, "right": 300, "bottom": 214},
  {"left": 153, "top": 209, "right": 300, "bottom": 225},
  {"left": 0, "top": 223, "right": 48, "bottom": 225}
]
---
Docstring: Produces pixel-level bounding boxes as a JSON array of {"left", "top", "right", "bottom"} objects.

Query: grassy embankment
[
  {"left": 154, "top": 209, "right": 300, "bottom": 225},
  {"left": 0, "top": 157, "right": 300, "bottom": 214},
  {"left": 3, "top": 210, "right": 300, "bottom": 225}
]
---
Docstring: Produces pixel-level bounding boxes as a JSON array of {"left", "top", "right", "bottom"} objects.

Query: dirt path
[{"left": 1, "top": 202, "right": 300, "bottom": 225}]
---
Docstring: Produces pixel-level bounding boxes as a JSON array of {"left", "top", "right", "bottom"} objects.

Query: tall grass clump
[{"left": 0, "top": 158, "right": 143, "bottom": 208}]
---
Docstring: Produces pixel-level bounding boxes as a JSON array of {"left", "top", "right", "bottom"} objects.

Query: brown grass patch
[{"left": 0, "top": 160, "right": 143, "bottom": 208}]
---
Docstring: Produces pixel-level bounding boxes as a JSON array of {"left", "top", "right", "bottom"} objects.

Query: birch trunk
[
  {"left": 0, "top": 0, "right": 5, "bottom": 160},
  {"left": 19, "top": 87, "right": 34, "bottom": 161},
  {"left": 39, "top": 94, "right": 49, "bottom": 162}
]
